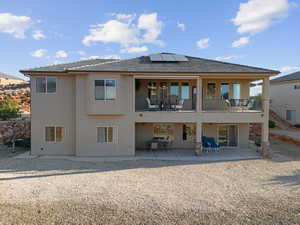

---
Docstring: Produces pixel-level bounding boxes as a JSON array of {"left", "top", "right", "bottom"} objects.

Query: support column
[
  {"left": 261, "top": 77, "right": 271, "bottom": 158},
  {"left": 197, "top": 77, "right": 202, "bottom": 112},
  {"left": 195, "top": 122, "right": 203, "bottom": 155}
]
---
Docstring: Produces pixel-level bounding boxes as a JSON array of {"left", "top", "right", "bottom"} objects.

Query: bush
[
  {"left": 0, "top": 98, "right": 21, "bottom": 120},
  {"left": 269, "top": 120, "right": 276, "bottom": 128}
]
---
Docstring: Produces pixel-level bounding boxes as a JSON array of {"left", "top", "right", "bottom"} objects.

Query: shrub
[
  {"left": 269, "top": 120, "right": 276, "bottom": 128},
  {"left": 0, "top": 98, "right": 21, "bottom": 120}
]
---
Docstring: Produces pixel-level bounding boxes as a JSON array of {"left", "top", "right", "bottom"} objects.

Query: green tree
[{"left": 0, "top": 98, "right": 21, "bottom": 120}]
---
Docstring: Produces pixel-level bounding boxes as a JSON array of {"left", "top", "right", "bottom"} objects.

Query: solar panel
[
  {"left": 173, "top": 54, "right": 189, "bottom": 62},
  {"left": 150, "top": 54, "right": 189, "bottom": 62},
  {"left": 150, "top": 54, "right": 163, "bottom": 61}
]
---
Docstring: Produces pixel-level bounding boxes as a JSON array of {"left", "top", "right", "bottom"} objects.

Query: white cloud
[
  {"left": 82, "top": 12, "right": 163, "bottom": 52},
  {"left": 78, "top": 50, "right": 86, "bottom": 56},
  {"left": 278, "top": 66, "right": 300, "bottom": 73},
  {"left": 137, "top": 13, "right": 163, "bottom": 45},
  {"left": 196, "top": 38, "right": 210, "bottom": 49},
  {"left": 177, "top": 22, "right": 185, "bottom": 31},
  {"left": 0, "top": 13, "right": 34, "bottom": 38},
  {"left": 232, "top": 0, "right": 293, "bottom": 35},
  {"left": 121, "top": 45, "right": 148, "bottom": 53},
  {"left": 30, "top": 49, "right": 47, "bottom": 58},
  {"left": 55, "top": 50, "right": 68, "bottom": 58},
  {"left": 32, "top": 30, "right": 46, "bottom": 40},
  {"left": 110, "top": 13, "right": 135, "bottom": 22},
  {"left": 215, "top": 55, "right": 241, "bottom": 61},
  {"left": 81, "top": 54, "right": 121, "bottom": 60},
  {"left": 232, "top": 36, "right": 250, "bottom": 48}
]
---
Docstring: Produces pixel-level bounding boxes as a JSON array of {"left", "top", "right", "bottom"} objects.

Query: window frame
[
  {"left": 45, "top": 125, "right": 64, "bottom": 143},
  {"left": 94, "top": 79, "right": 117, "bottom": 101},
  {"left": 36, "top": 77, "right": 57, "bottom": 94},
  {"left": 96, "top": 126, "right": 118, "bottom": 144}
]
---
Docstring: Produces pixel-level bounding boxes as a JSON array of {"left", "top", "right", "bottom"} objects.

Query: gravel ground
[{"left": 0, "top": 140, "right": 300, "bottom": 224}]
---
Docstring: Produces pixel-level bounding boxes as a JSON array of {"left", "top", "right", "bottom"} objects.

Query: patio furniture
[
  {"left": 202, "top": 136, "right": 211, "bottom": 152},
  {"left": 146, "top": 97, "right": 159, "bottom": 110},
  {"left": 206, "top": 137, "right": 220, "bottom": 152},
  {"left": 171, "top": 99, "right": 184, "bottom": 110}
]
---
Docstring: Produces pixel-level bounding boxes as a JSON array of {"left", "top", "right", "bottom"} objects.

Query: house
[
  {"left": 270, "top": 71, "right": 300, "bottom": 125},
  {"left": 20, "top": 53, "right": 278, "bottom": 156},
  {"left": 0, "top": 72, "right": 25, "bottom": 85}
]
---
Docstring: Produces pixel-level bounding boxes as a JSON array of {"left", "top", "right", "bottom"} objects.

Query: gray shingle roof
[
  {"left": 270, "top": 71, "right": 300, "bottom": 83},
  {"left": 20, "top": 53, "right": 279, "bottom": 74},
  {"left": 20, "top": 58, "right": 117, "bottom": 73}
]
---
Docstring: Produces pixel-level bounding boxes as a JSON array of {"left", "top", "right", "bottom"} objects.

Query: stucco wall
[
  {"left": 270, "top": 82, "right": 300, "bottom": 124},
  {"left": 31, "top": 76, "right": 76, "bottom": 155},
  {"left": 29, "top": 72, "right": 267, "bottom": 156}
]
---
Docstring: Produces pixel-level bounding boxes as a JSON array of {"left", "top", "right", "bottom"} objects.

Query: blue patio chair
[
  {"left": 206, "top": 137, "right": 220, "bottom": 152},
  {"left": 202, "top": 136, "right": 211, "bottom": 152}
]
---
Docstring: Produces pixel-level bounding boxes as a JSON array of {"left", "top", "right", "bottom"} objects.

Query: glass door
[
  {"left": 218, "top": 125, "right": 238, "bottom": 147},
  {"left": 218, "top": 126, "right": 228, "bottom": 147}
]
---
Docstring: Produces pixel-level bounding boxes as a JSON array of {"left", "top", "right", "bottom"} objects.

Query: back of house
[{"left": 20, "top": 53, "right": 278, "bottom": 157}]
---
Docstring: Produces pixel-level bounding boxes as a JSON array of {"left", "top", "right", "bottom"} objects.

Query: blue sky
[{"left": 0, "top": 0, "right": 299, "bottom": 80}]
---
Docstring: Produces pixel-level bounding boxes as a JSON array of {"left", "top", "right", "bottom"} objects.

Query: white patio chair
[
  {"left": 171, "top": 99, "right": 184, "bottom": 110},
  {"left": 146, "top": 97, "right": 159, "bottom": 110}
]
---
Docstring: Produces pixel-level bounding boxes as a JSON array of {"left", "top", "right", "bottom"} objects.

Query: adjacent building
[
  {"left": 270, "top": 71, "right": 300, "bottom": 125},
  {"left": 20, "top": 53, "right": 278, "bottom": 156}
]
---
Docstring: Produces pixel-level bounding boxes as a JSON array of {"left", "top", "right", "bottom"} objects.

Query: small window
[
  {"left": 97, "top": 127, "right": 115, "bottom": 143},
  {"left": 294, "top": 84, "right": 300, "bottom": 90},
  {"left": 45, "top": 126, "right": 63, "bottom": 142},
  {"left": 207, "top": 83, "right": 216, "bottom": 99},
  {"left": 181, "top": 83, "right": 190, "bottom": 100},
  {"left": 220, "top": 83, "right": 229, "bottom": 100},
  {"left": 170, "top": 82, "right": 179, "bottom": 96},
  {"left": 36, "top": 77, "right": 56, "bottom": 93},
  {"left": 95, "top": 80, "right": 116, "bottom": 100}
]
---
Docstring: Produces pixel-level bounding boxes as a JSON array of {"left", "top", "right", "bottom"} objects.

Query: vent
[{"left": 150, "top": 54, "right": 188, "bottom": 62}]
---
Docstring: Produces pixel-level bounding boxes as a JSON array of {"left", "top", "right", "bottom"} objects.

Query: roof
[
  {"left": 20, "top": 58, "right": 117, "bottom": 73},
  {"left": 270, "top": 71, "right": 300, "bottom": 84},
  {"left": 20, "top": 53, "right": 279, "bottom": 75},
  {"left": 0, "top": 72, "right": 23, "bottom": 80}
]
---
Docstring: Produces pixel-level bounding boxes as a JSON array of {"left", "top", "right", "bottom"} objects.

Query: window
[
  {"left": 95, "top": 80, "right": 116, "bottom": 100},
  {"left": 45, "top": 126, "right": 64, "bottom": 142},
  {"left": 232, "top": 83, "right": 241, "bottom": 99},
  {"left": 36, "top": 77, "right": 56, "bottom": 93},
  {"left": 286, "top": 110, "right": 296, "bottom": 121},
  {"left": 97, "top": 127, "right": 115, "bottom": 143},
  {"left": 207, "top": 83, "right": 216, "bottom": 99},
  {"left": 182, "top": 124, "right": 196, "bottom": 141},
  {"left": 220, "top": 83, "right": 229, "bottom": 100},
  {"left": 294, "top": 84, "right": 300, "bottom": 90},
  {"left": 181, "top": 83, "right": 190, "bottom": 100},
  {"left": 170, "top": 82, "right": 179, "bottom": 96},
  {"left": 153, "top": 124, "right": 174, "bottom": 141}
]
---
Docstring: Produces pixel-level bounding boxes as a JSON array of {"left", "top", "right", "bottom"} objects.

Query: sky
[{"left": 0, "top": 0, "right": 299, "bottom": 80}]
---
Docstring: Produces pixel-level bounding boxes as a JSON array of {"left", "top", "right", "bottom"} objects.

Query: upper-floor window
[
  {"left": 294, "top": 84, "right": 300, "bottom": 90},
  {"left": 95, "top": 80, "right": 116, "bottom": 100},
  {"left": 181, "top": 83, "right": 190, "bottom": 100},
  {"left": 36, "top": 77, "right": 56, "bottom": 93}
]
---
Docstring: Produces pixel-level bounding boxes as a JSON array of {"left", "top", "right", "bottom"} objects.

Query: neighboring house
[
  {"left": 270, "top": 71, "right": 300, "bottom": 125},
  {"left": 20, "top": 53, "right": 278, "bottom": 156}
]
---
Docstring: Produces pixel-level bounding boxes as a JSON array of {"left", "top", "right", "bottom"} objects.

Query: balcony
[
  {"left": 135, "top": 79, "right": 197, "bottom": 112},
  {"left": 203, "top": 98, "right": 262, "bottom": 112}
]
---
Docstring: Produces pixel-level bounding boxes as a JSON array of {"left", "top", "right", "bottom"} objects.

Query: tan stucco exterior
[
  {"left": 270, "top": 80, "right": 300, "bottom": 124},
  {"left": 30, "top": 72, "right": 271, "bottom": 156}
]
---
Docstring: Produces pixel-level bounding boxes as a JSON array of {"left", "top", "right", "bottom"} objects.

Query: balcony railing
[
  {"left": 135, "top": 96, "right": 196, "bottom": 112},
  {"left": 202, "top": 98, "right": 262, "bottom": 112}
]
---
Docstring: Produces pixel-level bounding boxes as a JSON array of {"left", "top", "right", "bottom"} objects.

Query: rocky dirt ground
[{"left": 0, "top": 139, "right": 299, "bottom": 225}]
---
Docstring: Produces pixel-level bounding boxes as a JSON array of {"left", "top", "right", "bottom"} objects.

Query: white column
[{"left": 197, "top": 77, "right": 203, "bottom": 112}]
